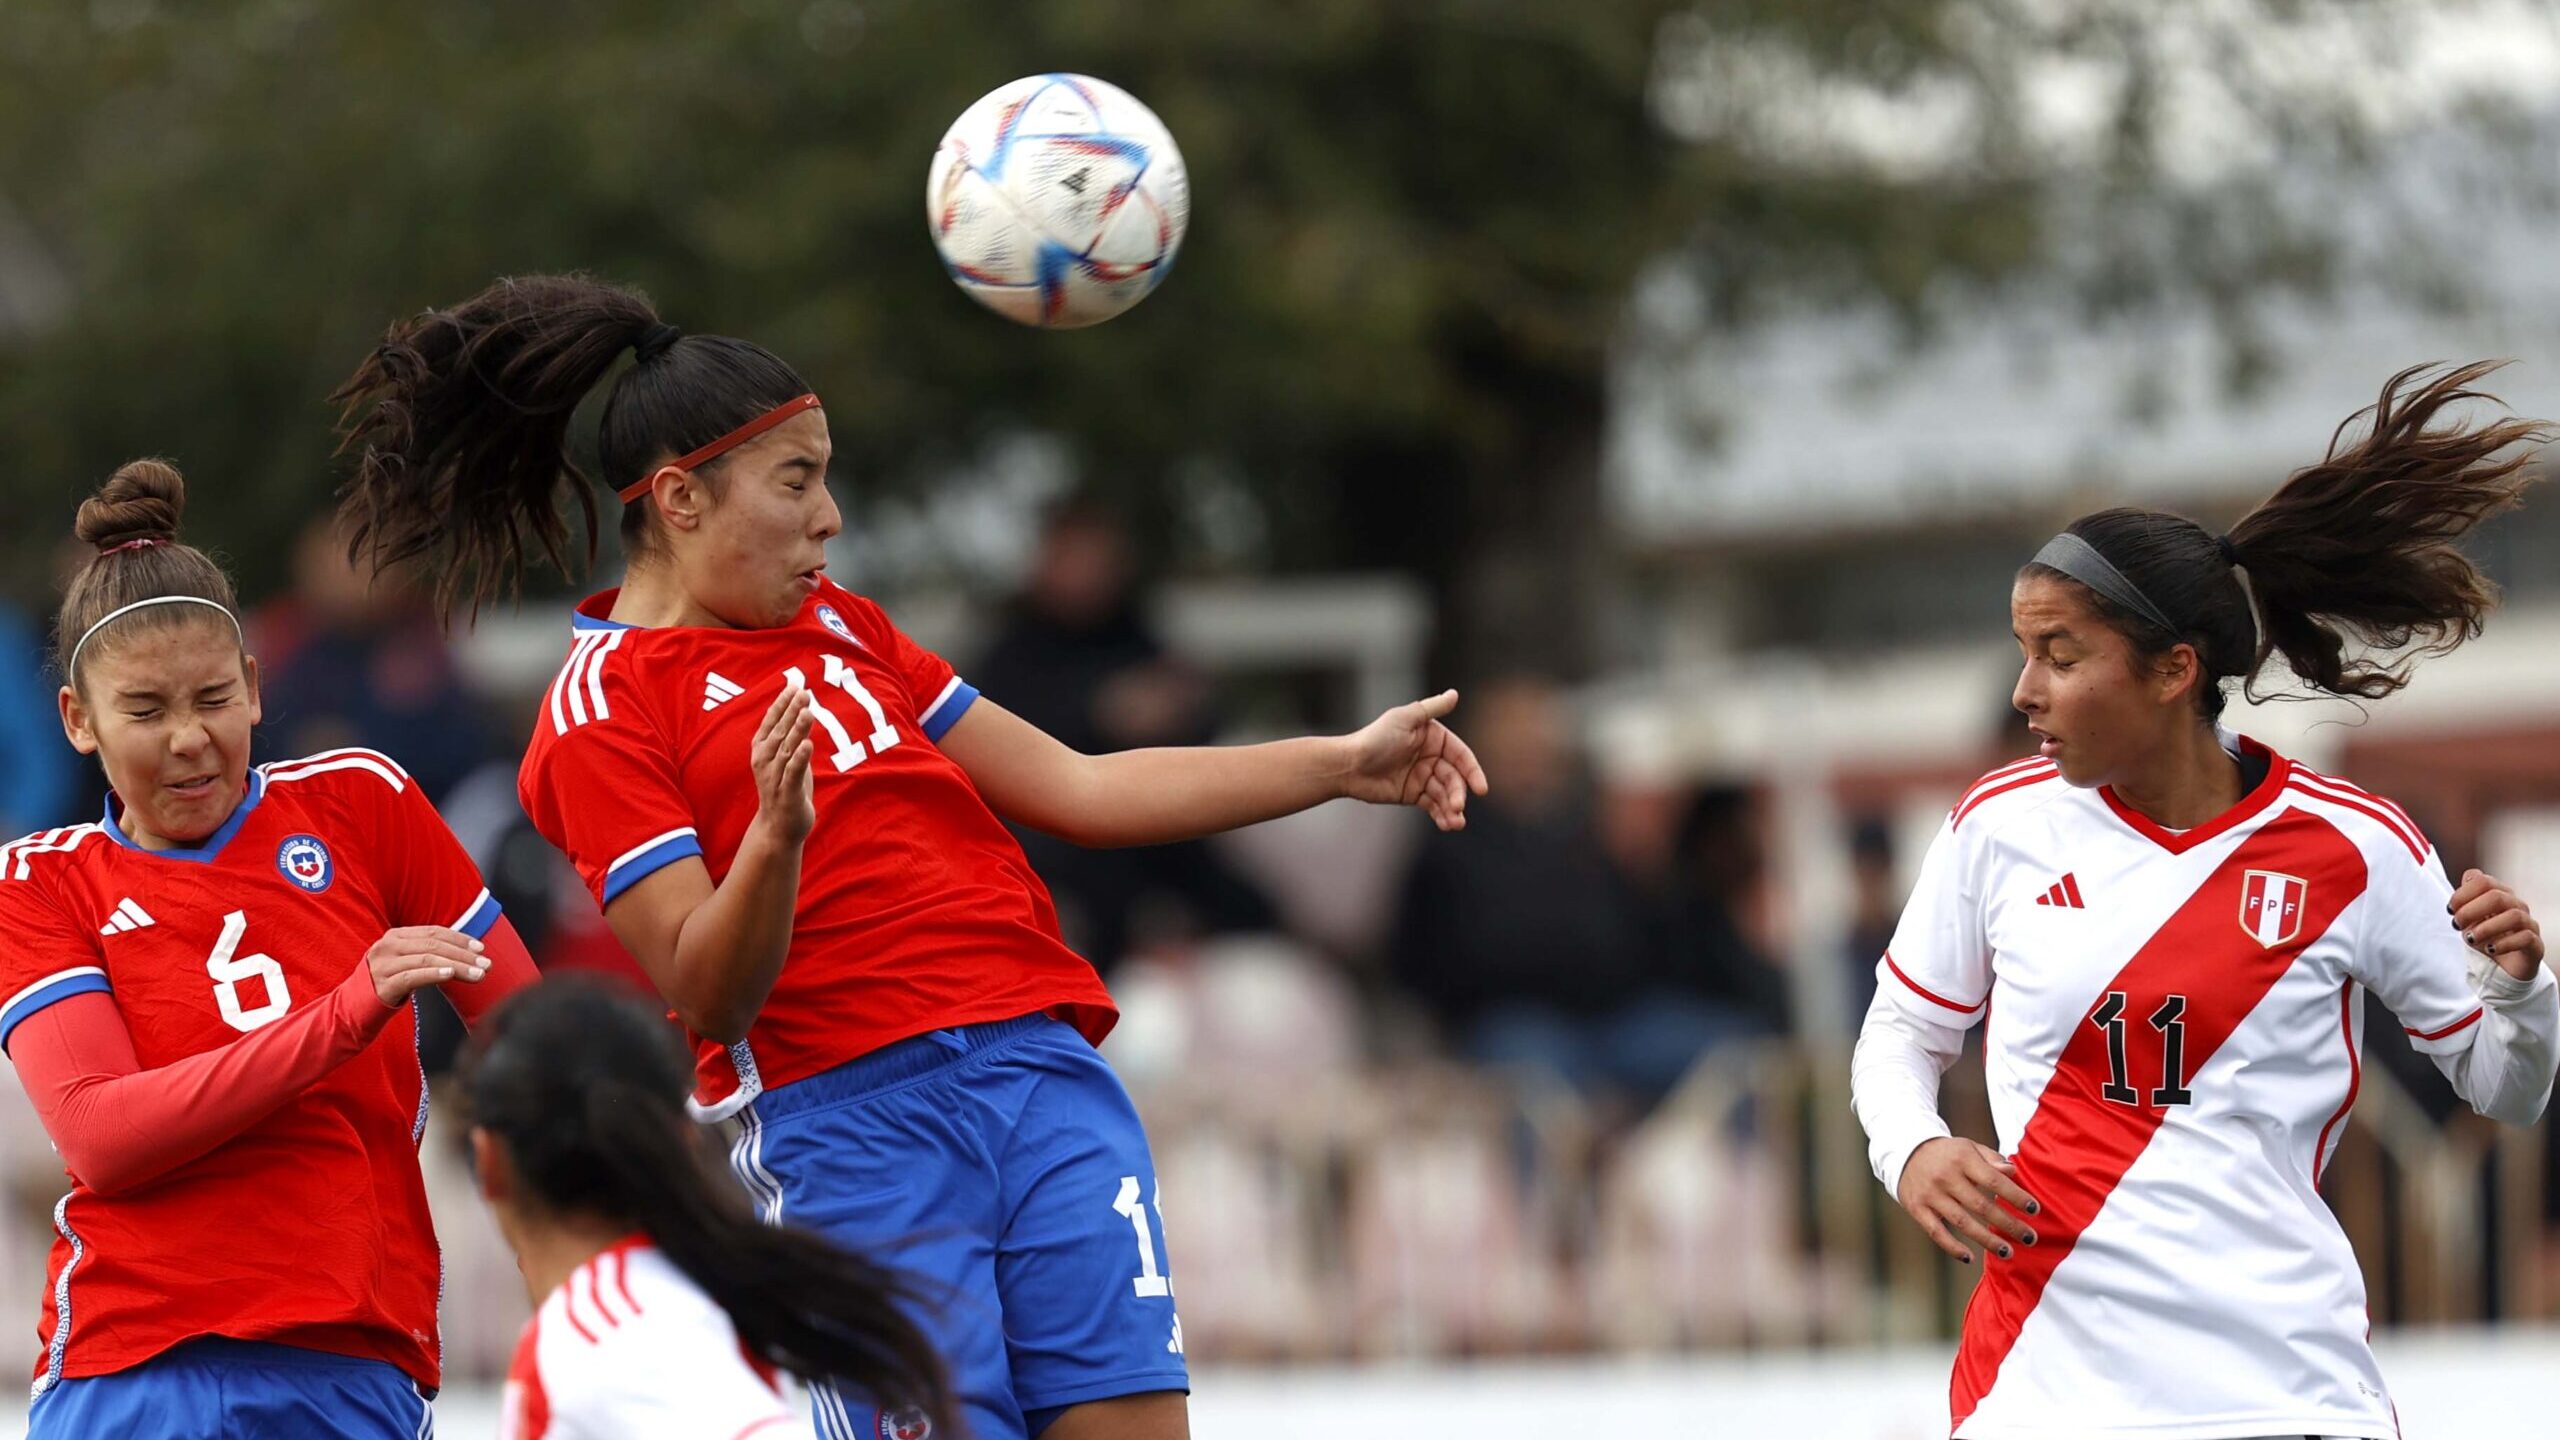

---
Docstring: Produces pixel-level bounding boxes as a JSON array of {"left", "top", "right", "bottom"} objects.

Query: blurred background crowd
[{"left": 0, "top": 0, "right": 2557, "bottom": 1405}]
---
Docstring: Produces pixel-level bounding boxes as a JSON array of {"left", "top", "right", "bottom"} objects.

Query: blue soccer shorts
[
  {"left": 26, "top": 1336, "right": 435, "bottom": 1439},
  {"left": 731, "top": 1014, "right": 1188, "bottom": 1440}
]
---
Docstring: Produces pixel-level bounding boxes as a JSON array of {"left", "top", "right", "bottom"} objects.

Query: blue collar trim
[{"left": 103, "top": 771, "right": 266, "bottom": 863}]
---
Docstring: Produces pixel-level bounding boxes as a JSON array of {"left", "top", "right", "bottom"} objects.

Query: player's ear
[
  {"left": 2150, "top": 641, "right": 2203, "bottom": 709},
  {"left": 57, "top": 684, "right": 97, "bottom": 756},
  {"left": 239, "top": 652, "right": 263, "bottom": 728},
  {"left": 656, "top": 467, "right": 708, "bottom": 534}
]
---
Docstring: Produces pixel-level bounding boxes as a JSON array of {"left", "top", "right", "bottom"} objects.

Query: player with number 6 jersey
[
  {"left": 333, "top": 274, "right": 1489, "bottom": 1440},
  {"left": 1854, "top": 364, "right": 2560, "bottom": 1440},
  {"left": 0, "top": 461, "right": 538, "bottom": 1440}
]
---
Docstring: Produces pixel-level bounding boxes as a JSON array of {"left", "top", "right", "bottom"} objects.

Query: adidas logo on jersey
[
  {"left": 703, "top": 671, "right": 745, "bottom": 711},
  {"left": 97, "top": 897, "right": 155, "bottom": 935},
  {"left": 2033, "top": 873, "right": 2086, "bottom": 909}
]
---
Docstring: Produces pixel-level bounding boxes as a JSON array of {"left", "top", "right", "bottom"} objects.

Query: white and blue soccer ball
[{"left": 927, "top": 73, "right": 1190, "bottom": 329}]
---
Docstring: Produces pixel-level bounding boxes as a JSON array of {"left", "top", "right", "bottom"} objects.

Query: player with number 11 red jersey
[{"left": 335, "top": 273, "right": 1489, "bottom": 1440}]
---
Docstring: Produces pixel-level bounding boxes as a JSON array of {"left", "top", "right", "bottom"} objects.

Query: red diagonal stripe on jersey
[{"left": 1948, "top": 809, "right": 2368, "bottom": 1431}]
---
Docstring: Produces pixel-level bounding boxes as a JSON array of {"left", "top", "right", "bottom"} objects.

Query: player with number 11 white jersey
[{"left": 1860, "top": 738, "right": 2558, "bottom": 1437}]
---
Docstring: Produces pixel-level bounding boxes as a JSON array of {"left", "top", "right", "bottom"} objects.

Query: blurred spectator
[
  {"left": 1839, "top": 814, "right": 1898, "bottom": 1031},
  {"left": 0, "top": 596, "right": 77, "bottom": 837},
  {"left": 248, "top": 515, "right": 494, "bottom": 801},
  {"left": 970, "top": 497, "right": 1274, "bottom": 967},
  {"left": 1659, "top": 786, "right": 1791, "bottom": 1034},
  {"left": 1389, "top": 676, "right": 1763, "bottom": 1106}
]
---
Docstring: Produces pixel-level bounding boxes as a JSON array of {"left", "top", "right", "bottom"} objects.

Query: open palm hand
[{"left": 1344, "top": 690, "right": 1490, "bottom": 832}]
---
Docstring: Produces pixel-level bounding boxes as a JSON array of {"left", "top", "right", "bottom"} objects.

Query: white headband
[{"left": 67, "top": 596, "right": 243, "bottom": 679}]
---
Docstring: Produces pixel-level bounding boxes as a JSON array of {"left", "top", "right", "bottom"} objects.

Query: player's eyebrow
[{"left": 2011, "top": 626, "right": 2081, "bottom": 645}]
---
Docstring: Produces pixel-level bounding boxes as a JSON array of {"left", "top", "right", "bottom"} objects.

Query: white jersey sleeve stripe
[
  {"left": 267, "top": 746, "right": 414, "bottom": 780},
  {"left": 607, "top": 827, "right": 700, "bottom": 876},
  {"left": 263, "top": 756, "right": 409, "bottom": 793},
  {"left": 548, "top": 633, "right": 597, "bottom": 736},
  {"left": 449, "top": 889, "right": 503, "bottom": 939},
  {"left": 564, "top": 640, "right": 595, "bottom": 727},
  {"left": 584, "top": 631, "right": 622, "bottom": 723},
  {"left": 0, "top": 968, "right": 111, "bottom": 1049}
]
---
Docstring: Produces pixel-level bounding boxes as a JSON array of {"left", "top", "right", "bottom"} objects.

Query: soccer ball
[{"left": 927, "top": 73, "right": 1191, "bottom": 329}]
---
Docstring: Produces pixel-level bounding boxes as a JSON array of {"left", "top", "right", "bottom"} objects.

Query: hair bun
[{"left": 73, "top": 458, "right": 187, "bottom": 551}]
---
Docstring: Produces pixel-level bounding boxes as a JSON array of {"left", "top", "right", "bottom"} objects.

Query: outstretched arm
[
  {"left": 9, "top": 921, "right": 501, "bottom": 1197},
  {"left": 941, "top": 691, "right": 1489, "bottom": 848}
]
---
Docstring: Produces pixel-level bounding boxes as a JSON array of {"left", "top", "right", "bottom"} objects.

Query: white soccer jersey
[
  {"left": 499, "top": 1239, "right": 814, "bottom": 1440},
  {"left": 1853, "top": 737, "right": 2559, "bottom": 1440}
]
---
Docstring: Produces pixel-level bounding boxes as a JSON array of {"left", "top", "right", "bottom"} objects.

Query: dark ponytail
[
  {"left": 55, "top": 459, "right": 241, "bottom": 689},
  {"left": 2025, "top": 361, "right": 2548, "bottom": 718},
  {"left": 460, "top": 979, "right": 951, "bottom": 1427},
  {"left": 331, "top": 274, "right": 813, "bottom": 618}
]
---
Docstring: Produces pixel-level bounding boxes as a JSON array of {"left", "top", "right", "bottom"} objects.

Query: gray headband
[{"left": 2032, "top": 533, "right": 2181, "bottom": 635}]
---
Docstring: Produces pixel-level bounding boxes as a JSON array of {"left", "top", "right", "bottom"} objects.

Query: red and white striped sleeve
[
  {"left": 520, "top": 1243, "right": 816, "bottom": 1440},
  {"left": 1875, "top": 821, "right": 1993, "bottom": 1028},
  {"left": 2345, "top": 820, "right": 2557, "bottom": 1130}
]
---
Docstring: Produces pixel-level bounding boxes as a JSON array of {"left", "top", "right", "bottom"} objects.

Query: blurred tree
[{"left": 0, "top": 0, "right": 2523, "bottom": 676}]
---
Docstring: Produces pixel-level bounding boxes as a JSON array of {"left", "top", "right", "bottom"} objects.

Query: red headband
[
  {"left": 617, "top": 393, "right": 825, "bottom": 504},
  {"left": 101, "top": 538, "right": 166, "bottom": 556}
]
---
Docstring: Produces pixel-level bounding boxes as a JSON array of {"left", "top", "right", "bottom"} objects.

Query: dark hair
[
  {"left": 459, "top": 979, "right": 951, "bottom": 1426},
  {"left": 54, "top": 459, "right": 241, "bottom": 689},
  {"left": 2023, "top": 361, "right": 2548, "bottom": 719},
  {"left": 330, "top": 274, "right": 811, "bottom": 618}
]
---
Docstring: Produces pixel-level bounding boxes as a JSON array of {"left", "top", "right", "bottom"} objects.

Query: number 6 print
[{"left": 205, "top": 910, "right": 293, "bottom": 1033}]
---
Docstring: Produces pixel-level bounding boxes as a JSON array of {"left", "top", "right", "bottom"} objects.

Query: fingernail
[
  {"left": 2026, "top": 1201, "right": 2039, "bottom": 1215},
  {"left": 437, "top": 967, "right": 453, "bottom": 978},
  {"left": 1956, "top": 1254, "right": 1971, "bottom": 1265},
  {"left": 2023, "top": 1233, "right": 2038, "bottom": 1246},
  {"left": 1998, "top": 1246, "right": 2012, "bottom": 1259},
  {"left": 469, "top": 939, "right": 485, "bottom": 953}
]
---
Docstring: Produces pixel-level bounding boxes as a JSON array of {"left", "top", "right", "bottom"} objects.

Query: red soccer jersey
[
  {"left": 0, "top": 748, "right": 504, "bottom": 1393},
  {"left": 517, "top": 577, "right": 1115, "bottom": 1115}
]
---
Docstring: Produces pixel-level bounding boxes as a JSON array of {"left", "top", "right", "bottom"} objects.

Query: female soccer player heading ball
[
  {"left": 1854, "top": 361, "right": 2560, "bottom": 1440},
  {"left": 0, "top": 461, "right": 538, "bottom": 1437},
  {"left": 332, "top": 274, "right": 1488, "bottom": 1440}
]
